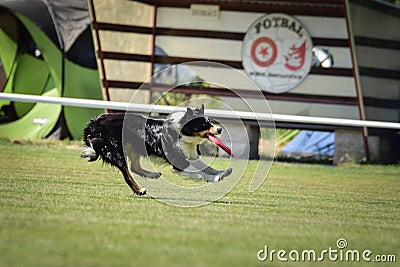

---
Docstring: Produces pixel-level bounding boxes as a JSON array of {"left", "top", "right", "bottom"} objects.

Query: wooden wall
[{"left": 350, "top": 0, "right": 400, "bottom": 123}]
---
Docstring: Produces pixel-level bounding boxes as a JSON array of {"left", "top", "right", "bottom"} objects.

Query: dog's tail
[
  {"left": 81, "top": 144, "right": 98, "bottom": 162},
  {"left": 81, "top": 118, "right": 99, "bottom": 162}
]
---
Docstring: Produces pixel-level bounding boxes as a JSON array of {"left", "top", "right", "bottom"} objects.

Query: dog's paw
[
  {"left": 137, "top": 187, "right": 147, "bottom": 195},
  {"left": 214, "top": 168, "right": 233, "bottom": 182},
  {"left": 223, "top": 168, "right": 233, "bottom": 177}
]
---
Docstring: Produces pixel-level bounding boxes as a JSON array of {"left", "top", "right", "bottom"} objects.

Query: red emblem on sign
[
  {"left": 250, "top": 37, "right": 278, "bottom": 67},
  {"left": 284, "top": 41, "right": 306, "bottom": 71}
]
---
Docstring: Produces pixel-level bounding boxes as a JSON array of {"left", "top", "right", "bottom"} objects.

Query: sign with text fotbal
[{"left": 242, "top": 13, "right": 313, "bottom": 93}]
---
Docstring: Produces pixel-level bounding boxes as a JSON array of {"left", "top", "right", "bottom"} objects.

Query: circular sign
[{"left": 241, "top": 13, "right": 313, "bottom": 93}]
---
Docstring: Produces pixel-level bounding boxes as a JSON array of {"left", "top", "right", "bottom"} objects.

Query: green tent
[{"left": 0, "top": 0, "right": 103, "bottom": 140}]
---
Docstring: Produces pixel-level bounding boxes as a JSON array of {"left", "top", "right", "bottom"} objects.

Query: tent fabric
[
  {"left": 0, "top": 0, "right": 103, "bottom": 140},
  {"left": 279, "top": 130, "right": 335, "bottom": 160},
  {"left": 0, "top": 87, "right": 62, "bottom": 139},
  {"left": 0, "top": 0, "right": 59, "bottom": 48},
  {"left": 45, "top": 0, "right": 90, "bottom": 52},
  {"left": 0, "top": 0, "right": 89, "bottom": 52}
]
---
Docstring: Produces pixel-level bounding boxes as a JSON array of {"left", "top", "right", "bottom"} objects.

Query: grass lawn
[{"left": 0, "top": 139, "right": 399, "bottom": 267}]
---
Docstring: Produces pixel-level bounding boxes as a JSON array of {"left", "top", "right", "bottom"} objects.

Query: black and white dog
[{"left": 81, "top": 105, "right": 232, "bottom": 195}]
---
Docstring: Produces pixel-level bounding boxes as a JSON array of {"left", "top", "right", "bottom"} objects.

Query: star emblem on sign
[
  {"left": 250, "top": 37, "right": 277, "bottom": 67},
  {"left": 259, "top": 46, "right": 269, "bottom": 57}
]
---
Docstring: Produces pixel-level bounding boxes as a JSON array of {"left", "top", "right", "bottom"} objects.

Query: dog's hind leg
[
  {"left": 118, "top": 164, "right": 147, "bottom": 195},
  {"left": 126, "top": 143, "right": 161, "bottom": 179}
]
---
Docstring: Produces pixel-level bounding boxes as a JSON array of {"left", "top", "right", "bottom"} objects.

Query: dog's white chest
[{"left": 179, "top": 136, "right": 202, "bottom": 160}]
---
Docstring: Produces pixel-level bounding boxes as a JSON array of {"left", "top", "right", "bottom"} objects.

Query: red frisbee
[{"left": 206, "top": 133, "right": 234, "bottom": 157}]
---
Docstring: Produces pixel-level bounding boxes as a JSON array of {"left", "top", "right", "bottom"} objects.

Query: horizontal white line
[{"left": 1, "top": 92, "right": 399, "bottom": 130}]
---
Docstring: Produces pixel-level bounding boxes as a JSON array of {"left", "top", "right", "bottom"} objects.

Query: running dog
[{"left": 81, "top": 105, "right": 232, "bottom": 195}]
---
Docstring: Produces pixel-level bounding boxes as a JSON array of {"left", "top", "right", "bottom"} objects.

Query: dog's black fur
[{"left": 81, "top": 105, "right": 232, "bottom": 195}]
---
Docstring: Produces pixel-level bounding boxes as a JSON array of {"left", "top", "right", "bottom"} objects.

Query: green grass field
[{"left": 0, "top": 139, "right": 399, "bottom": 267}]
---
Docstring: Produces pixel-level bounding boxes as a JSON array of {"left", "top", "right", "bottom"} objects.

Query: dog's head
[{"left": 179, "top": 105, "right": 222, "bottom": 139}]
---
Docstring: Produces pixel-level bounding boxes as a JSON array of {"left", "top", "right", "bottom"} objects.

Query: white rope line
[{"left": 1, "top": 92, "right": 400, "bottom": 130}]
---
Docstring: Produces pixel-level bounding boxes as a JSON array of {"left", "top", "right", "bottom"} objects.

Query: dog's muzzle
[{"left": 209, "top": 126, "right": 222, "bottom": 136}]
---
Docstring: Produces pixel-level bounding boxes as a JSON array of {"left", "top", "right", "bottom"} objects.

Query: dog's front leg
[
  {"left": 180, "top": 166, "right": 221, "bottom": 182},
  {"left": 181, "top": 160, "right": 232, "bottom": 182},
  {"left": 191, "top": 159, "right": 233, "bottom": 179}
]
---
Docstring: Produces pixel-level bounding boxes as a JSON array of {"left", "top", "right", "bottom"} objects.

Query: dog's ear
[
  {"left": 199, "top": 104, "right": 204, "bottom": 114},
  {"left": 185, "top": 107, "right": 194, "bottom": 117}
]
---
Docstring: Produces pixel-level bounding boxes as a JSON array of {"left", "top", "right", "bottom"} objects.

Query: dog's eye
[{"left": 209, "top": 118, "right": 218, "bottom": 124}]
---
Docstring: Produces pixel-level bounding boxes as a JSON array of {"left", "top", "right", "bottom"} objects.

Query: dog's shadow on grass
[{"left": 126, "top": 194, "right": 275, "bottom": 208}]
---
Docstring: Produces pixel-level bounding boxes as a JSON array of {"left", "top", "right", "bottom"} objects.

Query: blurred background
[{"left": 0, "top": 0, "right": 398, "bottom": 164}]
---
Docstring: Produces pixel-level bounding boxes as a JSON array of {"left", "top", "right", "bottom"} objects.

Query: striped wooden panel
[{"left": 349, "top": 0, "right": 400, "bottom": 122}]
